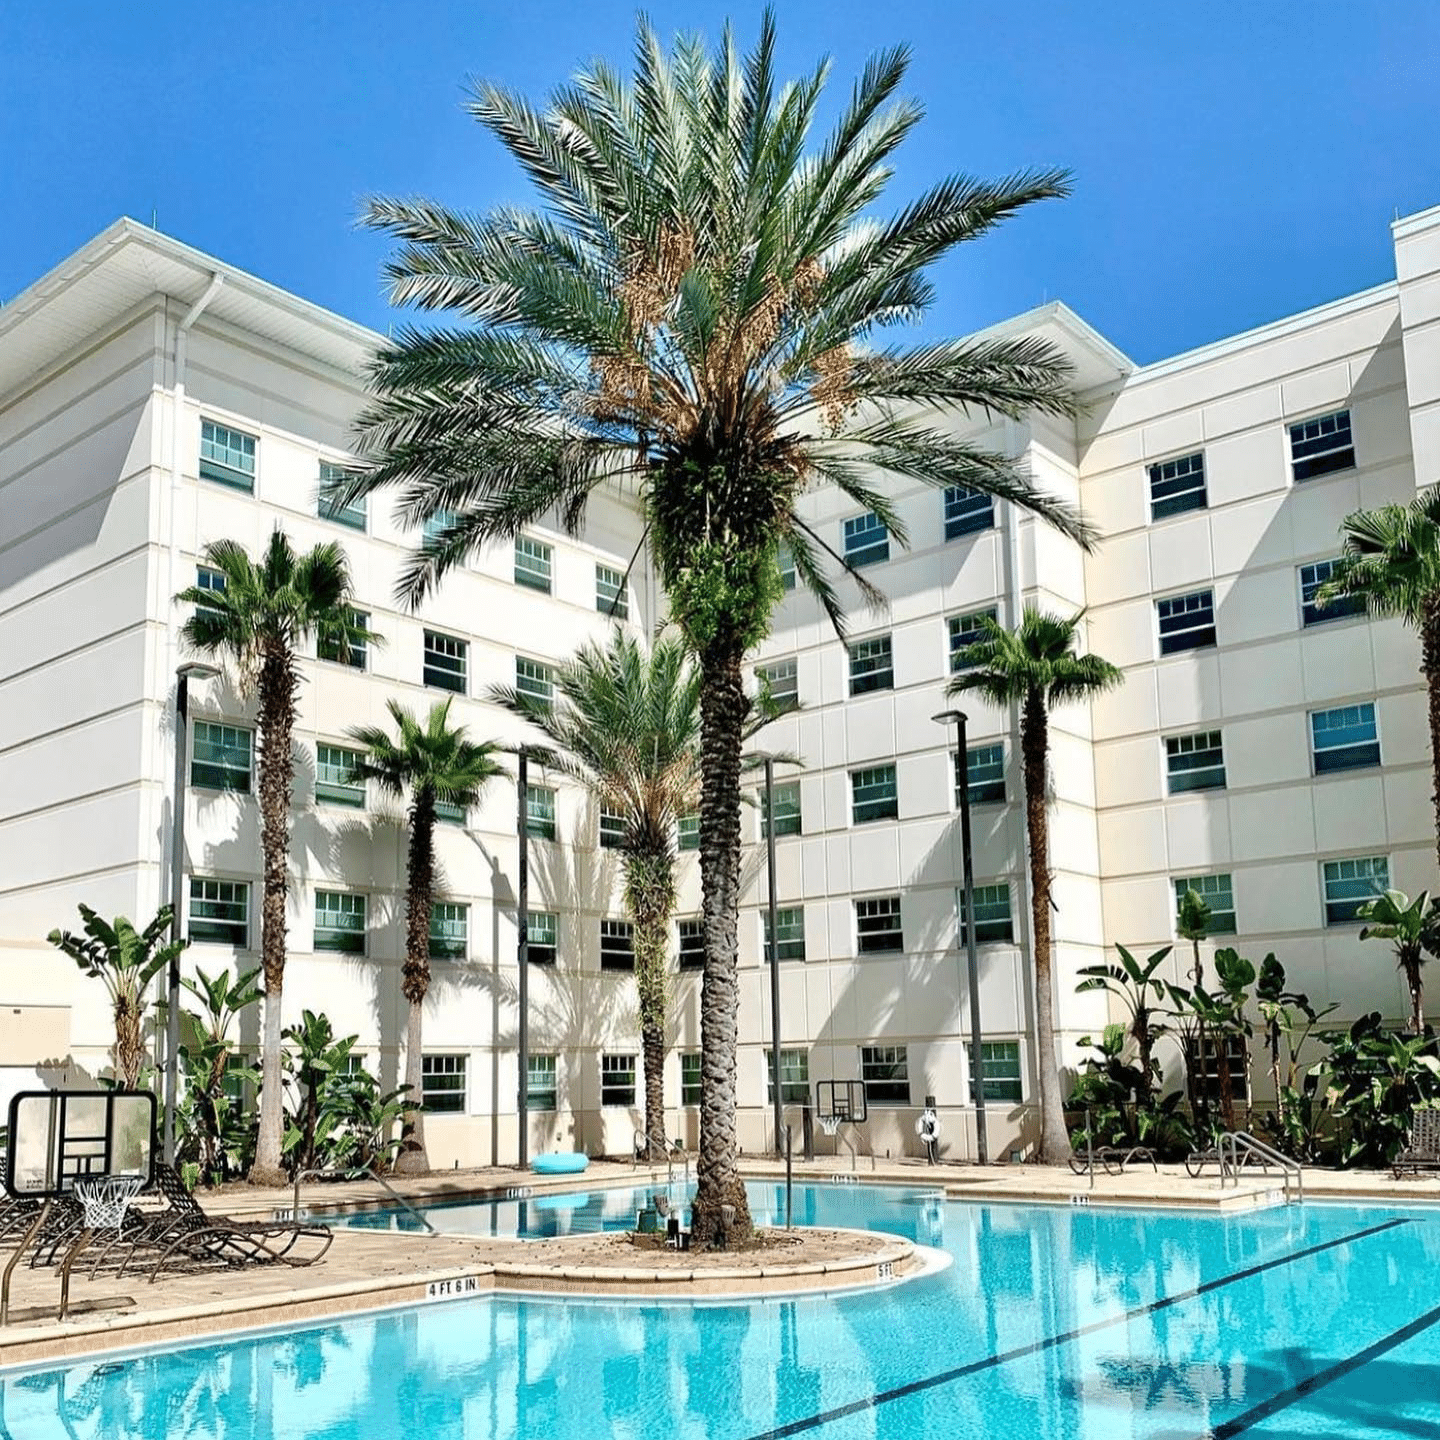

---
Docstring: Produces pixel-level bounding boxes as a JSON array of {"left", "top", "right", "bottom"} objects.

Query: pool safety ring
[{"left": 916, "top": 1107, "right": 940, "bottom": 1164}]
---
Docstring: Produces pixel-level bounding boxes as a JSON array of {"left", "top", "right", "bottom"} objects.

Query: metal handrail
[
  {"left": 1217, "top": 1131, "right": 1303, "bottom": 1204},
  {"left": 292, "top": 1165, "right": 437, "bottom": 1234}
]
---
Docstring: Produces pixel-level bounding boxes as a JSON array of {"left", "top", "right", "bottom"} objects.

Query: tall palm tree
[
  {"left": 175, "top": 529, "right": 371, "bottom": 1184},
  {"left": 340, "top": 16, "right": 1091, "bottom": 1243},
  {"left": 346, "top": 699, "right": 506, "bottom": 1172},
  {"left": 491, "top": 631, "right": 701, "bottom": 1161},
  {"left": 1319, "top": 487, "right": 1440, "bottom": 872},
  {"left": 949, "top": 607, "right": 1121, "bottom": 1164}
]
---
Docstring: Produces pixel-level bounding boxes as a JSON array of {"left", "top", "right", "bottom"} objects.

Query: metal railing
[
  {"left": 1217, "top": 1131, "right": 1303, "bottom": 1205},
  {"left": 292, "top": 1166, "right": 437, "bottom": 1234}
]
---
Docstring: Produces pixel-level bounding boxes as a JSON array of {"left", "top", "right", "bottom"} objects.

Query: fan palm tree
[
  {"left": 346, "top": 699, "right": 506, "bottom": 1172},
  {"left": 491, "top": 631, "right": 701, "bottom": 1161},
  {"left": 1319, "top": 487, "right": 1440, "bottom": 871},
  {"left": 949, "top": 607, "right": 1121, "bottom": 1164},
  {"left": 339, "top": 16, "right": 1092, "bottom": 1242},
  {"left": 175, "top": 528, "right": 372, "bottom": 1184}
]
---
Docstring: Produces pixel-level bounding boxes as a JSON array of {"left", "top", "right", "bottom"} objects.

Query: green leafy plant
[
  {"left": 1357, "top": 888, "right": 1437, "bottom": 1035},
  {"left": 48, "top": 904, "right": 187, "bottom": 1090},
  {"left": 1182, "top": 947, "right": 1259, "bottom": 1134},
  {"left": 1076, "top": 944, "right": 1174, "bottom": 1106},
  {"left": 1174, "top": 887, "right": 1215, "bottom": 1128}
]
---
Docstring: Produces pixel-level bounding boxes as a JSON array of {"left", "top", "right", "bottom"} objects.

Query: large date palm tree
[
  {"left": 340, "top": 16, "right": 1091, "bottom": 1242},
  {"left": 347, "top": 699, "right": 506, "bottom": 1172},
  {"left": 176, "top": 529, "right": 372, "bottom": 1184},
  {"left": 1319, "top": 486, "right": 1440, "bottom": 873},
  {"left": 491, "top": 631, "right": 700, "bottom": 1161},
  {"left": 949, "top": 608, "right": 1120, "bottom": 1164}
]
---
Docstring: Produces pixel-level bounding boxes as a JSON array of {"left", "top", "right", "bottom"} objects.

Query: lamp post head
[
  {"left": 177, "top": 662, "right": 220, "bottom": 682},
  {"left": 931, "top": 709, "right": 968, "bottom": 728}
]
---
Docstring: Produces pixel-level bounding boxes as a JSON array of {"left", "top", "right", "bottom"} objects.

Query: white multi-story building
[{"left": 3, "top": 205, "right": 1438, "bottom": 1165}]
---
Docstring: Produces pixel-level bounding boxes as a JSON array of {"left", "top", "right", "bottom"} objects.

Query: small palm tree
[
  {"left": 342, "top": 17, "right": 1092, "bottom": 1243},
  {"left": 347, "top": 699, "right": 506, "bottom": 1172},
  {"left": 950, "top": 607, "right": 1121, "bottom": 1164},
  {"left": 175, "top": 529, "right": 372, "bottom": 1185},
  {"left": 491, "top": 632, "right": 701, "bottom": 1160},
  {"left": 1357, "top": 887, "right": 1437, "bottom": 1035},
  {"left": 48, "top": 904, "right": 187, "bottom": 1090},
  {"left": 1319, "top": 487, "right": 1440, "bottom": 871}
]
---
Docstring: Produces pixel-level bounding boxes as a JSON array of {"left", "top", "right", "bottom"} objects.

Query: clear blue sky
[{"left": 4, "top": 2, "right": 1438, "bottom": 363}]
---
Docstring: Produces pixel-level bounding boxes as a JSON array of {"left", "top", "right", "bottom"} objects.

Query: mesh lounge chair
[
  {"left": 103, "top": 1164, "right": 332, "bottom": 1281},
  {"left": 1393, "top": 1110, "right": 1440, "bottom": 1179}
]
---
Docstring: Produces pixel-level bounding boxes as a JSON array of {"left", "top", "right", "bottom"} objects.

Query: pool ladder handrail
[
  {"left": 1216, "top": 1131, "right": 1303, "bottom": 1204},
  {"left": 292, "top": 1165, "right": 438, "bottom": 1234}
]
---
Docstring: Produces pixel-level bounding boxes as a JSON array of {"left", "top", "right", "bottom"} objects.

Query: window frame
[
  {"left": 313, "top": 889, "right": 367, "bottom": 955},
  {"left": 1164, "top": 730, "right": 1227, "bottom": 794},
  {"left": 843, "top": 511, "right": 889, "bottom": 568},
  {"left": 191, "top": 719, "right": 253, "bottom": 794},
  {"left": 680, "top": 1051, "right": 702, "bottom": 1107},
  {"left": 421, "top": 1053, "right": 467, "bottom": 1114},
  {"left": 514, "top": 536, "right": 553, "bottom": 593},
  {"left": 318, "top": 607, "right": 369, "bottom": 671},
  {"left": 677, "top": 918, "right": 705, "bottom": 970},
  {"left": 599, "top": 805, "right": 627, "bottom": 849},
  {"left": 1310, "top": 702, "right": 1381, "bottom": 776},
  {"left": 959, "top": 883, "right": 1014, "bottom": 945},
  {"left": 943, "top": 485, "right": 995, "bottom": 540},
  {"left": 955, "top": 744, "right": 1005, "bottom": 808},
  {"left": 760, "top": 781, "right": 802, "bottom": 839},
  {"left": 317, "top": 460, "right": 366, "bottom": 531},
  {"left": 1321, "top": 855, "right": 1390, "bottom": 926},
  {"left": 516, "top": 656, "right": 555, "bottom": 710},
  {"left": 600, "top": 918, "right": 635, "bottom": 971},
  {"left": 847, "top": 634, "right": 895, "bottom": 696},
  {"left": 189, "top": 877, "right": 249, "bottom": 947},
  {"left": 199, "top": 417, "right": 256, "bottom": 492},
  {"left": 850, "top": 764, "right": 898, "bottom": 825},
  {"left": 315, "top": 742, "right": 365, "bottom": 808},
  {"left": 601, "top": 1052, "right": 636, "bottom": 1107},
  {"left": 860, "top": 1044, "right": 910, "bottom": 1106},
  {"left": 948, "top": 607, "right": 998, "bottom": 674},
  {"left": 1156, "top": 589, "right": 1218, "bottom": 656},
  {"left": 764, "top": 906, "right": 806, "bottom": 963},
  {"left": 526, "top": 784, "right": 558, "bottom": 841},
  {"left": 1299, "top": 558, "right": 1367, "bottom": 628},
  {"left": 1184, "top": 1034, "right": 1250, "bottom": 1104},
  {"left": 1173, "top": 873, "right": 1238, "bottom": 936},
  {"left": 527, "top": 1054, "right": 558, "bottom": 1112},
  {"left": 855, "top": 895, "right": 903, "bottom": 956},
  {"left": 755, "top": 658, "right": 798, "bottom": 712},
  {"left": 527, "top": 911, "right": 558, "bottom": 967},
  {"left": 969, "top": 1040, "right": 1024, "bottom": 1104},
  {"left": 429, "top": 901, "right": 469, "bottom": 961},
  {"left": 677, "top": 813, "right": 700, "bottom": 851},
  {"left": 766, "top": 1048, "right": 810, "bottom": 1105},
  {"left": 595, "top": 563, "right": 629, "bottom": 619},
  {"left": 1147, "top": 451, "right": 1207, "bottom": 521},
  {"left": 1289, "top": 408, "right": 1355, "bottom": 483},
  {"left": 423, "top": 630, "right": 467, "bottom": 693}
]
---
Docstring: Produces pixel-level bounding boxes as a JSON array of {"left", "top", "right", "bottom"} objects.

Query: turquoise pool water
[{"left": 3, "top": 1189, "right": 1440, "bottom": 1439}]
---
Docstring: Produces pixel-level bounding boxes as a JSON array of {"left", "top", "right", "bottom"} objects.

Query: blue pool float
[{"left": 532, "top": 1152, "right": 589, "bottom": 1175}]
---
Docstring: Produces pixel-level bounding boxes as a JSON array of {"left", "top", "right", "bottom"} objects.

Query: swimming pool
[{"left": 3, "top": 1189, "right": 1439, "bottom": 1439}]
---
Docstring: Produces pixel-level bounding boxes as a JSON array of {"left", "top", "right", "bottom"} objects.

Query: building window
[
  {"left": 777, "top": 544, "right": 797, "bottom": 592},
  {"left": 761, "top": 781, "right": 802, "bottom": 839},
  {"left": 860, "top": 1045, "right": 909, "bottom": 1105},
  {"left": 681, "top": 1052, "right": 702, "bottom": 1106},
  {"left": 1311, "top": 703, "right": 1381, "bottom": 774},
  {"left": 851, "top": 765, "right": 898, "bottom": 824},
  {"left": 315, "top": 743, "right": 364, "bottom": 807},
  {"left": 960, "top": 883, "right": 1013, "bottom": 944},
  {"left": 1184, "top": 1035, "right": 1250, "bottom": 1104},
  {"left": 856, "top": 895, "right": 903, "bottom": 955},
  {"left": 189, "top": 878, "right": 248, "bottom": 946},
  {"left": 423, "top": 630, "right": 467, "bottom": 693},
  {"left": 1290, "top": 409, "right": 1355, "bottom": 482},
  {"left": 199, "top": 418, "right": 256, "bottom": 492},
  {"left": 766, "top": 1049, "right": 810, "bottom": 1105},
  {"left": 677, "top": 918, "right": 705, "bottom": 970},
  {"left": 515, "top": 536, "right": 553, "bottom": 592},
  {"left": 527, "top": 1054, "right": 558, "bottom": 1111},
  {"left": 421, "top": 1054, "right": 467, "bottom": 1113},
  {"left": 191, "top": 720, "right": 252, "bottom": 793},
  {"left": 516, "top": 657, "right": 555, "bottom": 709},
  {"left": 969, "top": 1041, "right": 1023, "bottom": 1103},
  {"left": 1148, "top": 452, "right": 1207, "bottom": 521},
  {"left": 195, "top": 564, "right": 227, "bottom": 618},
  {"left": 600, "top": 919, "right": 635, "bottom": 971},
  {"left": 599, "top": 805, "right": 627, "bottom": 849},
  {"left": 526, "top": 785, "right": 557, "bottom": 841},
  {"left": 848, "top": 635, "right": 894, "bottom": 695},
  {"left": 955, "top": 744, "right": 1005, "bottom": 807},
  {"left": 1299, "top": 558, "right": 1366, "bottom": 626},
  {"left": 435, "top": 800, "right": 467, "bottom": 826},
  {"left": 1322, "top": 856, "right": 1389, "bottom": 926},
  {"left": 317, "top": 460, "right": 366, "bottom": 530},
  {"left": 843, "top": 512, "right": 889, "bottom": 568},
  {"left": 601, "top": 1053, "right": 636, "bottom": 1106},
  {"left": 764, "top": 907, "right": 806, "bottom": 963},
  {"left": 1165, "top": 730, "right": 1226, "bottom": 793},
  {"left": 756, "top": 659, "right": 798, "bottom": 712},
  {"left": 318, "top": 607, "right": 369, "bottom": 670},
  {"left": 944, "top": 485, "right": 994, "bottom": 540},
  {"left": 527, "top": 911, "right": 558, "bottom": 966},
  {"left": 677, "top": 813, "right": 700, "bottom": 851},
  {"left": 948, "top": 608, "right": 998, "bottom": 673},
  {"left": 595, "top": 563, "right": 629, "bottom": 619},
  {"left": 429, "top": 902, "right": 468, "bottom": 960},
  {"left": 1157, "top": 590, "right": 1217, "bottom": 655},
  {"left": 314, "top": 891, "right": 366, "bottom": 955},
  {"left": 1173, "top": 874, "right": 1238, "bottom": 936},
  {"left": 422, "top": 509, "right": 457, "bottom": 546}
]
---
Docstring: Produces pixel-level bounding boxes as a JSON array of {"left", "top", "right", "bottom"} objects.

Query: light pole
[
  {"left": 933, "top": 709, "right": 988, "bottom": 1165},
  {"left": 750, "top": 751, "right": 791, "bottom": 1157},
  {"left": 514, "top": 748, "right": 531, "bottom": 1170},
  {"left": 165, "top": 661, "right": 219, "bottom": 1165}
]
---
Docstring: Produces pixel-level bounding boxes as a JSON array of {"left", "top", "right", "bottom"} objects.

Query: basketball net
[{"left": 818, "top": 1115, "right": 843, "bottom": 1139}]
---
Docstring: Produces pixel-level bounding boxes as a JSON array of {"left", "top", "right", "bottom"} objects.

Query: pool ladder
[{"left": 1216, "top": 1132, "right": 1303, "bottom": 1205}]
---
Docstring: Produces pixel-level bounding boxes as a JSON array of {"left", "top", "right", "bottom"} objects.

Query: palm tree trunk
[
  {"left": 395, "top": 792, "right": 436, "bottom": 1174},
  {"left": 691, "top": 632, "right": 753, "bottom": 1248},
  {"left": 250, "top": 645, "right": 298, "bottom": 1186},
  {"left": 625, "top": 848, "right": 676, "bottom": 1161},
  {"left": 1021, "top": 688, "right": 1071, "bottom": 1165}
]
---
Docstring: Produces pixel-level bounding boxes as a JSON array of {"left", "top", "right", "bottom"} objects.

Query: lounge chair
[
  {"left": 1392, "top": 1109, "right": 1440, "bottom": 1179},
  {"left": 1068, "top": 1145, "right": 1158, "bottom": 1177}
]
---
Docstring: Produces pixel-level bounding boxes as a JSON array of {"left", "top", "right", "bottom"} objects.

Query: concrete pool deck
[{"left": 2, "top": 1156, "right": 1436, "bottom": 1370}]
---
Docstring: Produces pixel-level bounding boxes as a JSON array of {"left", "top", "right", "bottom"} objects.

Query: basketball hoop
[{"left": 818, "top": 1114, "right": 843, "bottom": 1140}]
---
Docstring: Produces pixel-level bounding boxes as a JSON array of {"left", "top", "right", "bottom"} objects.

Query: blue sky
[{"left": 4, "top": 2, "right": 1438, "bottom": 363}]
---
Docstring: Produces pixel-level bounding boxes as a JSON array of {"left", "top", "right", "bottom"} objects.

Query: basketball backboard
[
  {"left": 814, "top": 1079, "right": 867, "bottom": 1127},
  {"left": 4, "top": 1090, "right": 156, "bottom": 1198}
]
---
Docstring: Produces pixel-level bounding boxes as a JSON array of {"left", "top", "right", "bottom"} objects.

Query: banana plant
[
  {"left": 176, "top": 965, "right": 262, "bottom": 1183},
  {"left": 1254, "top": 956, "right": 1335, "bottom": 1130},
  {"left": 1182, "top": 947, "right": 1259, "bottom": 1133},
  {"left": 1357, "top": 888, "right": 1437, "bottom": 1035},
  {"left": 48, "top": 904, "right": 187, "bottom": 1090},
  {"left": 1076, "top": 944, "right": 1174, "bottom": 1105},
  {"left": 282, "top": 1010, "right": 358, "bottom": 1174}
]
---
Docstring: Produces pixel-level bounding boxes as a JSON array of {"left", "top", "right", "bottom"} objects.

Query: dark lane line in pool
[
  {"left": 742, "top": 1218, "right": 1412, "bottom": 1440},
  {"left": 1203, "top": 1300, "right": 1440, "bottom": 1438}
]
